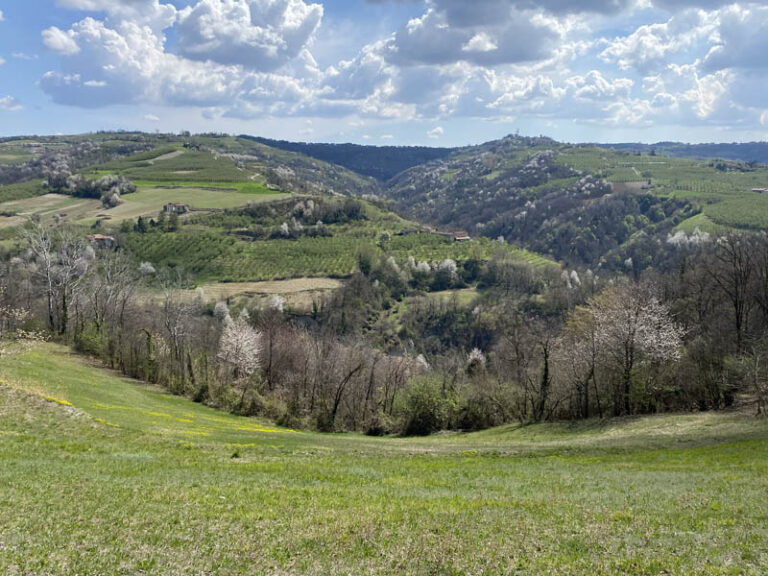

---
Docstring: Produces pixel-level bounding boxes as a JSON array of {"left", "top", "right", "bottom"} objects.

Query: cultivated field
[
  {"left": 1, "top": 342, "right": 766, "bottom": 575},
  {"left": 558, "top": 147, "right": 768, "bottom": 231},
  {"left": 174, "top": 278, "right": 344, "bottom": 310}
]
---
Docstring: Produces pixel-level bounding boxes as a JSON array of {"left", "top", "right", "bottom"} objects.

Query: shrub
[{"left": 398, "top": 378, "right": 456, "bottom": 436}]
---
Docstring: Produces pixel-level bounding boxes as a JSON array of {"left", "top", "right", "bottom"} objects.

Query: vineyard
[
  {"left": 0, "top": 179, "right": 46, "bottom": 203},
  {"left": 98, "top": 149, "right": 255, "bottom": 183},
  {"left": 558, "top": 146, "right": 768, "bottom": 230},
  {"left": 123, "top": 226, "right": 555, "bottom": 282}
]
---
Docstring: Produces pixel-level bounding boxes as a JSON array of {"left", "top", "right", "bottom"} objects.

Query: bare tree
[
  {"left": 709, "top": 234, "right": 753, "bottom": 352},
  {"left": 556, "top": 307, "right": 602, "bottom": 419},
  {"left": 22, "top": 222, "right": 92, "bottom": 334}
]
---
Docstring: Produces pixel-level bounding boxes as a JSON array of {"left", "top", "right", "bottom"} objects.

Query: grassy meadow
[{"left": 0, "top": 342, "right": 767, "bottom": 575}]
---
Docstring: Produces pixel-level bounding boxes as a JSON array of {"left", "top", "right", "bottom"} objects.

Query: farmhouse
[
  {"left": 86, "top": 234, "right": 117, "bottom": 249},
  {"left": 163, "top": 203, "right": 189, "bottom": 214}
]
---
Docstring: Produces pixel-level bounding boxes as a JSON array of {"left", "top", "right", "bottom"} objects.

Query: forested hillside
[
  {"left": 382, "top": 135, "right": 768, "bottom": 269},
  {"left": 243, "top": 135, "right": 454, "bottom": 181}
]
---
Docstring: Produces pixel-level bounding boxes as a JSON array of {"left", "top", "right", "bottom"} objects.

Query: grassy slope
[
  {"left": 1, "top": 342, "right": 767, "bottom": 575},
  {"left": 558, "top": 147, "right": 768, "bottom": 231}
]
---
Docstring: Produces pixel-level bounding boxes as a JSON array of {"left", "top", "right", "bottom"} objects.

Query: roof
[{"left": 86, "top": 234, "right": 116, "bottom": 241}]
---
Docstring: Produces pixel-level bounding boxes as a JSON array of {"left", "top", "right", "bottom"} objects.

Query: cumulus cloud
[
  {"left": 0, "top": 96, "right": 22, "bottom": 111},
  {"left": 55, "top": 0, "right": 177, "bottom": 29},
  {"left": 34, "top": 0, "right": 768, "bottom": 135},
  {"left": 600, "top": 10, "right": 715, "bottom": 73},
  {"left": 0, "top": 9, "right": 4, "bottom": 21},
  {"left": 428, "top": 0, "right": 638, "bottom": 22},
  {"left": 384, "top": 7, "right": 559, "bottom": 67},
  {"left": 568, "top": 70, "right": 634, "bottom": 101},
  {"left": 176, "top": 0, "right": 323, "bottom": 71},
  {"left": 40, "top": 15, "right": 321, "bottom": 114},
  {"left": 42, "top": 26, "right": 81, "bottom": 54},
  {"left": 703, "top": 5, "right": 768, "bottom": 72}
]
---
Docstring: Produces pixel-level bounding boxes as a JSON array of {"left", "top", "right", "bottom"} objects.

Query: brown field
[{"left": 172, "top": 278, "right": 344, "bottom": 311}]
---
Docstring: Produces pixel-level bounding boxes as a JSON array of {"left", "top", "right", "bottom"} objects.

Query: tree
[
  {"left": 709, "top": 234, "right": 753, "bottom": 352},
  {"left": 218, "top": 316, "right": 262, "bottom": 408},
  {"left": 22, "top": 222, "right": 92, "bottom": 334},
  {"left": 588, "top": 280, "right": 684, "bottom": 415},
  {"left": 557, "top": 307, "right": 602, "bottom": 419}
]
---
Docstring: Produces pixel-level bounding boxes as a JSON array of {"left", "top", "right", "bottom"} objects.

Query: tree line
[{"left": 1, "top": 222, "right": 766, "bottom": 434}]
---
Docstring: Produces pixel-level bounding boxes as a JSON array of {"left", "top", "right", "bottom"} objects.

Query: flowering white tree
[
  {"left": 588, "top": 280, "right": 684, "bottom": 415},
  {"left": 218, "top": 316, "right": 262, "bottom": 382}
]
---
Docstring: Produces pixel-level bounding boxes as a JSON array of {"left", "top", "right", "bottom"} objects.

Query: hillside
[
  {"left": 1, "top": 342, "right": 766, "bottom": 575},
  {"left": 601, "top": 141, "right": 768, "bottom": 165},
  {"left": 383, "top": 135, "right": 768, "bottom": 268},
  {"left": 243, "top": 135, "right": 454, "bottom": 181}
]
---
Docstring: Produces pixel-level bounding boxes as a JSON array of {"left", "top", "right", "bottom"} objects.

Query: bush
[
  {"left": 365, "top": 411, "right": 395, "bottom": 436},
  {"left": 398, "top": 378, "right": 456, "bottom": 436},
  {"left": 74, "top": 324, "right": 107, "bottom": 357}
]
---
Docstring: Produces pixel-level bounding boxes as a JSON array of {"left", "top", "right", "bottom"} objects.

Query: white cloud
[
  {"left": 463, "top": 32, "right": 498, "bottom": 53},
  {"left": 144, "top": 113, "right": 160, "bottom": 122},
  {"left": 55, "top": 0, "right": 177, "bottom": 30},
  {"left": 0, "top": 96, "right": 22, "bottom": 111},
  {"left": 568, "top": 70, "right": 634, "bottom": 101},
  {"left": 0, "top": 58, "right": 5, "bottom": 66},
  {"left": 34, "top": 0, "right": 768, "bottom": 137},
  {"left": 0, "top": 9, "right": 4, "bottom": 21},
  {"left": 703, "top": 5, "right": 768, "bottom": 72},
  {"left": 384, "top": 7, "right": 559, "bottom": 67},
  {"left": 600, "top": 10, "right": 714, "bottom": 73},
  {"left": 176, "top": 0, "right": 323, "bottom": 71},
  {"left": 42, "top": 26, "right": 81, "bottom": 55}
]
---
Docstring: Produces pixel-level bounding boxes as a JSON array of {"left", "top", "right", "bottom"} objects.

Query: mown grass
[{"left": 1, "top": 342, "right": 767, "bottom": 575}]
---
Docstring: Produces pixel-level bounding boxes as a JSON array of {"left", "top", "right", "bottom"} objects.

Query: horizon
[
  {"left": 1, "top": 130, "right": 767, "bottom": 149},
  {"left": 1, "top": 1, "right": 768, "bottom": 145}
]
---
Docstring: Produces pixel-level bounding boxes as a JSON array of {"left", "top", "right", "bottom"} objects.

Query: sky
[{"left": 1, "top": 0, "right": 767, "bottom": 146}]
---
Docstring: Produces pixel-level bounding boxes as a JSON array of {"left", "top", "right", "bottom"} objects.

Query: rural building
[
  {"left": 86, "top": 234, "right": 117, "bottom": 249},
  {"left": 751, "top": 188, "right": 768, "bottom": 194},
  {"left": 454, "top": 235, "right": 471, "bottom": 242},
  {"left": 163, "top": 203, "right": 189, "bottom": 214}
]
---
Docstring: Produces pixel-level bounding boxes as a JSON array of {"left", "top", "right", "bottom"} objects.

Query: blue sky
[{"left": 1, "top": 0, "right": 767, "bottom": 145}]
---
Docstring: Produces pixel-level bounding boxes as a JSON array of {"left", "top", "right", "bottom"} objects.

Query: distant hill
[
  {"left": 241, "top": 135, "right": 454, "bottom": 181},
  {"left": 381, "top": 135, "right": 768, "bottom": 268},
  {"left": 598, "top": 142, "right": 768, "bottom": 165}
]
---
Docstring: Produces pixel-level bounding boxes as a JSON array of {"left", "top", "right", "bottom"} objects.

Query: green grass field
[{"left": 1, "top": 342, "right": 766, "bottom": 575}]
